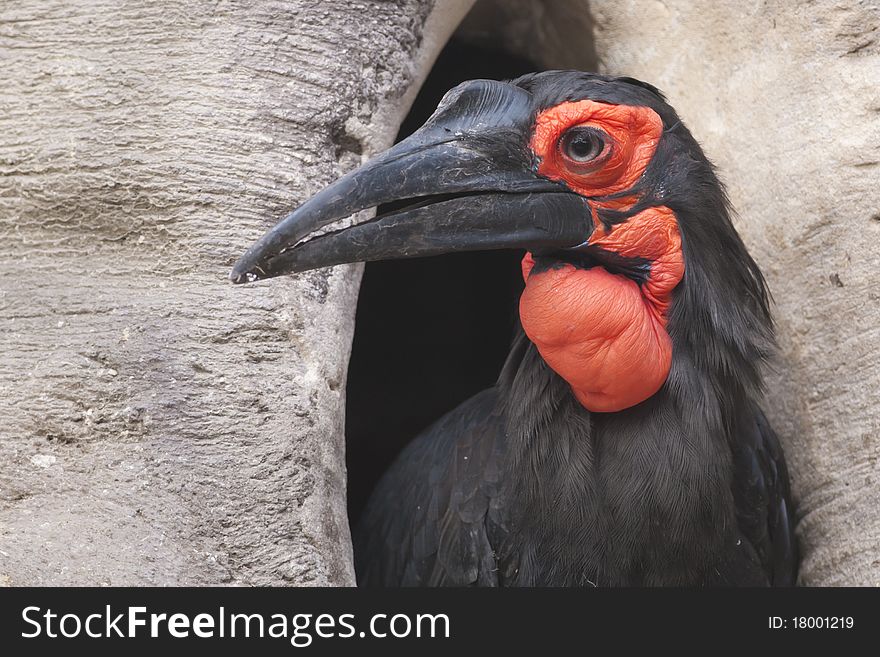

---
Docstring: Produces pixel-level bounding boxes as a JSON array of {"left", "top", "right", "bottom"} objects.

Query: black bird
[{"left": 231, "top": 71, "right": 798, "bottom": 586}]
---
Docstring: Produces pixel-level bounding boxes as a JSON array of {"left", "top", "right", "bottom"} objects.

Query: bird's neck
[
  {"left": 496, "top": 329, "right": 738, "bottom": 586},
  {"left": 518, "top": 205, "right": 684, "bottom": 413}
]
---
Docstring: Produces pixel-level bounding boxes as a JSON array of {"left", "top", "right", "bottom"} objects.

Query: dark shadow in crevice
[{"left": 345, "top": 40, "right": 537, "bottom": 524}]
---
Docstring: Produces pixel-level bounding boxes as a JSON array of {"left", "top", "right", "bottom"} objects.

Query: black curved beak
[{"left": 230, "top": 79, "right": 592, "bottom": 284}]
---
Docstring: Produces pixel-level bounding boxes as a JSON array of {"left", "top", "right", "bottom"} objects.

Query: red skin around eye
[
  {"left": 520, "top": 101, "right": 684, "bottom": 413},
  {"left": 530, "top": 100, "right": 663, "bottom": 199}
]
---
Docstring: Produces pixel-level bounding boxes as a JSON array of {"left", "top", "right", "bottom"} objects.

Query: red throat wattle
[{"left": 519, "top": 100, "right": 685, "bottom": 413}]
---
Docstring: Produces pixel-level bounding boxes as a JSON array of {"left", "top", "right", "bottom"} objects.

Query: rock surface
[{"left": 0, "top": 0, "right": 472, "bottom": 586}]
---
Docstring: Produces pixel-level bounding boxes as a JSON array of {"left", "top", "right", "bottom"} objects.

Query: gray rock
[{"left": 0, "top": 0, "right": 473, "bottom": 586}]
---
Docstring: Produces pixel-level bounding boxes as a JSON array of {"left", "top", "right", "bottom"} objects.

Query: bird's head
[{"left": 232, "top": 71, "right": 772, "bottom": 413}]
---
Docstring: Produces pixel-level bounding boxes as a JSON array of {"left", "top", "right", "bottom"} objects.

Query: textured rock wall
[{"left": 0, "top": 0, "right": 473, "bottom": 586}]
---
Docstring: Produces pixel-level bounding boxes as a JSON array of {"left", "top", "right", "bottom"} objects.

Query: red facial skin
[{"left": 520, "top": 100, "right": 685, "bottom": 413}]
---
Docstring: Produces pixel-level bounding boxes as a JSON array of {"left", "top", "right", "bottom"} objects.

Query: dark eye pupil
[
  {"left": 562, "top": 129, "right": 605, "bottom": 163},
  {"left": 571, "top": 136, "right": 594, "bottom": 157}
]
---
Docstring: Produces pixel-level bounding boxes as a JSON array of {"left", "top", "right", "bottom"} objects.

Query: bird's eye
[{"left": 559, "top": 127, "right": 607, "bottom": 165}]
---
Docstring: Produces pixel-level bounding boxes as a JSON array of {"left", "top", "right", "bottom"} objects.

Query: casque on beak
[{"left": 230, "top": 79, "right": 593, "bottom": 284}]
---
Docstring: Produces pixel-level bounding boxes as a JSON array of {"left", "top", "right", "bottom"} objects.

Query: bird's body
[
  {"left": 355, "top": 328, "right": 794, "bottom": 586},
  {"left": 234, "top": 71, "right": 798, "bottom": 587}
]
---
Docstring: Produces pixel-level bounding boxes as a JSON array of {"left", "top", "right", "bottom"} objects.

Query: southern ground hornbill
[{"left": 232, "top": 71, "right": 798, "bottom": 586}]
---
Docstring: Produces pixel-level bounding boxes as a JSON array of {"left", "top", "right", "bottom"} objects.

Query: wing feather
[
  {"left": 354, "top": 388, "right": 507, "bottom": 587},
  {"left": 731, "top": 407, "right": 798, "bottom": 586}
]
